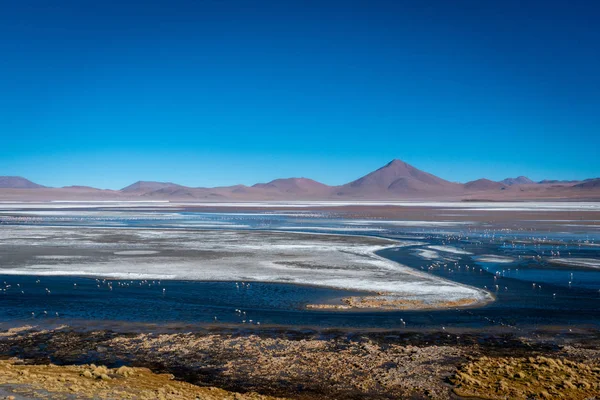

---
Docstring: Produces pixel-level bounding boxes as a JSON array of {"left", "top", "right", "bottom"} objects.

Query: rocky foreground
[{"left": 0, "top": 325, "right": 599, "bottom": 399}]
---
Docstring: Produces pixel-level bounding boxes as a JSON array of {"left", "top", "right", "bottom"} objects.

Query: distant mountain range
[
  {"left": 0, "top": 176, "right": 46, "bottom": 189},
  {"left": 1, "top": 160, "right": 599, "bottom": 201}
]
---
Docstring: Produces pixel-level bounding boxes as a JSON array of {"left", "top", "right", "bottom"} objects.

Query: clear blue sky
[{"left": 0, "top": 0, "right": 598, "bottom": 189}]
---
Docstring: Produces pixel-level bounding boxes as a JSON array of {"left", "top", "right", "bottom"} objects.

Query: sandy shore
[{"left": 307, "top": 294, "right": 490, "bottom": 310}]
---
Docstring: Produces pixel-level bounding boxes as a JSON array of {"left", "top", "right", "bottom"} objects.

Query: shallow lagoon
[{"left": 0, "top": 204, "right": 599, "bottom": 332}]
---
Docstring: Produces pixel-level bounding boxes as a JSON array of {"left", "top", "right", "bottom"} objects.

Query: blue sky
[{"left": 0, "top": 0, "right": 598, "bottom": 189}]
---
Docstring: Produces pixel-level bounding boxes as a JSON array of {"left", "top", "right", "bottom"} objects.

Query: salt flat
[
  {"left": 0, "top": 225, "right": 490, "bottom": 309},
  {"left": 0, "top": 200, "right": 598, "bottom": 211}
]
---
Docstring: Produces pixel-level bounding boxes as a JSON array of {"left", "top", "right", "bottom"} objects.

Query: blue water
[{"left": 1, "top": 209, "right": 599, "bottom": 332}]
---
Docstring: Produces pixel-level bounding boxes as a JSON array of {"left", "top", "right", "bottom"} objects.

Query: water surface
[{"left": 1, "top": 206, "right": 599, "bottom": 333}]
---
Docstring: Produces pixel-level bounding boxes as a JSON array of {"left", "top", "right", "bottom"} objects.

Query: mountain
[
  {"left": 0, "top": 176, "right": 46, "bottom": 189},
  {"left": 501, "top": 176, "right": 534, "bottom": 186},
  {"left": 573, "top": 178, "right": 600, "bottom": 189},
  {"left": 465, "top": 179, "right": 507, "bottom": 191},
  {"left": 142, "top": 187, "right": 209, "bottom": 198},
  {"left": 253, "top": 178, "right": 331, "bottom": 195},
  {"left": 335, "top": 159, "right": 462, "bottom": 197},
  {"left": 121, "top": 181, "right": 186, "bottom": 193},
  {"left": 62, "top": 185, "right": 104, "bottom": 190}
]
